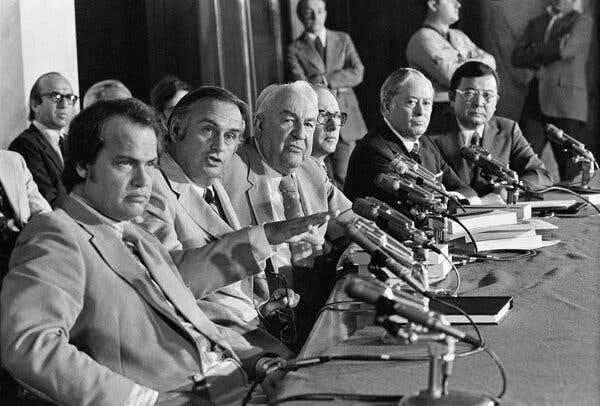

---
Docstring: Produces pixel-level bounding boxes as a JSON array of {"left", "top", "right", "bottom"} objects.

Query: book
[
  {"left": 445, "top": 218, "right": 558, "bottom": 241},
  {"left": 451, "top": 233, "right": 543, "bottom": 251},
  {"left": 447, "top": 210, "right": 517, "bottom": 235},
  {"left": 460, "top": 203, "right": 532, "bottom": 220},
  {"left": 463, "top": 229, "right": 536, "bottom": 243},
  {"left": 430, "top": 296, "right": 513, "bottom": 324}
]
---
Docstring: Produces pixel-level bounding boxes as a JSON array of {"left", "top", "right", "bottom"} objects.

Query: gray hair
[{"left": 379, "top": 68, "right": 433, "bottom": 113}]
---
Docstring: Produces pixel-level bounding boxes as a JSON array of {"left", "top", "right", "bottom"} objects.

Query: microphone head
[
  {"left": 389, "top": 156, "right": 409, "bottom": 175},
  {"left": 375, "top": 173, "right": 401, "bottom": 193},
  {"left": 460, "top": 145, "right": 480, "bottom": 162},
  {"left": 352, "top": 198, "right": 379, "bottom": 221}
]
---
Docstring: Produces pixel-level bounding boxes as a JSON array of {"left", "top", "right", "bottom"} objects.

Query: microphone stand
[
  {"left": 570, "top": 154, "right": 600, "bottom": 194},
  {"left": 375, "top": 312, "right": 494, "bottom": 406}
]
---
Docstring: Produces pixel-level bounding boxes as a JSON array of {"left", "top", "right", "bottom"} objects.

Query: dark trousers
[{"left": 519, "top": 79, "right": 585, "bottom": 183}]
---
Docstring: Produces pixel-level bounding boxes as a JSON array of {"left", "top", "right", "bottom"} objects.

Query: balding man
[
  {"left": 345, "top": 68, "right": 477, "bottom": 206},
  {"left": 222, "top": 81, "right": 352, "bottom": 349},
  {"left": 83, "top": 79, "right": 132, "bottom": 108},
  {"left": 9, "top": 72, "right": 78, "bottom": 208}
]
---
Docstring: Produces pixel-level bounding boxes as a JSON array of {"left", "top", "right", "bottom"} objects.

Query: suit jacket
[
  {"left": 511, "top": 11, "right": 592, "bottom": 122},
  {"left": 430, "top": 116, "right": 553, "bottom": 196},
  {"left": 286, "top": 29, "right": 367, "bottom": 142},
  {"left": 407, "top": 27, "right": 496, "bottom": 102},
  {"left": 9, "top": 124, "right": 67, "bottom": 208},
  {"left": 344, "top": 121, "right": 477, "bottom": 203},
  {"left": 222, "top": 141, "right": 351, "bottom": 241},
  {"left": 1, "top": 196, "right": 270, "bottom": 405},
  {"left": 140, "top": 153, "right": 291, "bottom": 358},
  {"left": 0, "top": 150, "right": 51, "bottom": 229}
]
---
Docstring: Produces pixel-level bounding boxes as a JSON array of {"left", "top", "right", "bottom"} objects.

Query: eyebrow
[
  {"left": 196, "top": 118, "right": 242, "bottom": 132},
  {"left": 114, "top": 155, "right": 158, "bottom": 164}
]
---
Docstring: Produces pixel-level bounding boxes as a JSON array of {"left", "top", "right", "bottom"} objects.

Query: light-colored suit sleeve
[
  {"left": 1, "top": 214, "right": 138, "bottom": 406},
  {"left": 19, "top": 153, "right": 52, "bottom": 217},
  {"left": 325, "top": 33, "right": 364, "bottom": 89}
]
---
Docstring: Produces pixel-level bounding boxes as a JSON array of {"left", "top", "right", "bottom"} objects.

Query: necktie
[
  {"left": 279, "top": 175, "right": 314, "bottom": 268},
  {"left": 204, "top": 188, "right": 221, "bottom": 217},
  {"left": 314, "top": 36, "right": 326, "bottom": 64},
  {"left": 471, "top": 131, "right": 480, "bottom": 147},
  {"left": 409, "top": 143, "right": 421, "bottom": 164}
]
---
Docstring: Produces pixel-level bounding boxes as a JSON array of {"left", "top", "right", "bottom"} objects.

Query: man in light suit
[
  {"left": 1, "top": 99, "right": 327, "bottom": 405},
  {"left": 141, "top": 86, "right": 328, "bottom": 356},
  {"left": 286, "top": 0, "right": 367, "bottom": 188},
  {"left": 222, "top": 81, "right": 353, "bottom": 349},
  {"left": 344, "top": 68, "right": 478, "bottom": 207},
  {"left": 512, "top": 0, "right": 593, "bottom": 183},
  {"left": 0, "top": 150, "right": 51, "bottom": 280},
  {"left": 9, "top": 72, "right": 78, "bottom": 208},
  {"left": 431, "top": 62, "right": 553, "bottom": 201}
]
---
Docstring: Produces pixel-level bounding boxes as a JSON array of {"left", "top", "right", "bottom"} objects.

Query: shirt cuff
[
  {"left": 124, "top": 383, "right": 159, "bottom": 406},
  {"left": 249, "top": 225, "right": 276, "bottom": 269}
]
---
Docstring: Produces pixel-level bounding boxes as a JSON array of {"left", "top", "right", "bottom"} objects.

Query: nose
[
  {"left": 325, "top": 118, "right": 337, "bottom": 131},
  {"left": 211, "top": 133, "right": 226, "bottom": 151},
  {"left": 414, "top": 101, "right": 425, "bottom": 116},
  {"left": 292, "top": 121, "right": 308, "bottom": 140},
  {"left": 454, "top": 0, "right": 461, "bottom": 9},
  {"left": 131, "top": 164, "right": 153, "bottom": 188},
  {"left": 471, "top": 92, "right": 486, "bottom": 106},
  {"left": 57, "top": 97, "right": 69, "bottom": 108}
]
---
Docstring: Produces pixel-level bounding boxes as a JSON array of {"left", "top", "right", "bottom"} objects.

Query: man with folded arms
[
  {"left": 141, "top": 86, "right": 327, "bottom": 357},
  {"left": 1, "top": 99, "right": 328, "bottom": 405},
  {"left": 430, "top": 61, "right": 553, "bottom": 202},
  {"left": 222, "top": 81, "right": 352, "bottom": 349},
  {"left": 345, "top": 67, "right": 477, "bottom": 206}
]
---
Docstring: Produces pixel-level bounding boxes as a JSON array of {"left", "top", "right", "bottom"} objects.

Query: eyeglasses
[
  {"left": 317, "top": 110, "right": 347, "bottom": 126},
  {"left": 454, "top": 89, "right": 498, "bottom": 103},
  {"left": 257, "top": 272, "right": 297, "bottom": 344},
  {"left": 40, "top": 92, "right": 79, "bottom": 105}
]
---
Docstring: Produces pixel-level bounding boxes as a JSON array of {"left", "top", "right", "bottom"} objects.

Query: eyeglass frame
[
  {"left": 316, "top": 110, "right": 348, "bottom": 127},
  {"left": 40, "top": 91, "right": 79, "bottom": 105},
  {"left": 453, "top": 89, "right": 499, "bottom": 103},
  {"left": 256, "top": 272, "right": 297, "bottom": 344}
]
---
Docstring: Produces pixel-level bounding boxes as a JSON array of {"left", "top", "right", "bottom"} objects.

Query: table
[{"left": 274, "top": 211, "right": 600, "bottom": 405}]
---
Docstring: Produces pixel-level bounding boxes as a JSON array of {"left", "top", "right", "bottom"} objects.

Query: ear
[
  {"left": 75, "top": 163, "right": 87, "bottom": 179},
  {"left": 30, "top": 98, "right": 40, "bottom": 117},
  {"left": 168, "top": 120, "right": 180, "bottom": 144},
  {"left": 448, "top": 90, "right": 456, "bottom": 103},
  {"left": 381, "top": 99, "right": 391, "bottom": 117},
  {"left": 427, "top": 0, "right": 437, "bottom": 13},
  {"left": 253, "top": 115, "right": 263, "bottom": 138}
]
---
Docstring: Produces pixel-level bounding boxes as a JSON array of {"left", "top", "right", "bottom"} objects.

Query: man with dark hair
[
  {"left": 150, "top": 75, "right": 193, "bottom": 124},
  {"left": 512, "top": 0, "right": 593, "bottom": 184},
  {"left": 140, "top": 86, "right": 328, "bottom": 356},
  {"left": 345, "top": 67, "right": 477, "bottom": 205},
  {"left": 9, "top": 72, "right": 78, "bottom": 208},
  {"left": 1, "top": 98, "right": 327, "bottom": 405},
  {"left": 407, "top": 0, "right": 496, "bottom": 132},
  {"left": 286, "top": 0, "right": 367, "bottom": 188},
  {"left": 431, "top": 61, "right": 553, "bottom": 201}
]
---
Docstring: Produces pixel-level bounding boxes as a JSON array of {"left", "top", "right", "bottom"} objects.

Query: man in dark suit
[
  {"left": 1, "top": 99, "right": 326, "bottom": 405},
  {"left": 9, "top": 72, "right": 78, "bottom": 208},
  {"left": 141, "top": 86, "right": 330, "bottom": 356},
  {"left": 512, "top": 0, "right": 593, "bottom": 183},
  {"left": 430, "top": 62, "right": 553, "bottom": 201},
  {"left": 344, "top": 67, "right": 477, "bottom": 206},
  {"left": 286, "top": 0, "right": 367, "bottom": 188},
  {"left": 222, "top": 81, "right": 353, "bottom": 350}
]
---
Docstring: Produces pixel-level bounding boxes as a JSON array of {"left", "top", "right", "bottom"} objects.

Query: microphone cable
[
  {"left": 524, "top": 185, "right": 600, "bottom": 216},
  {"left": 444, "top": 213, "right": 480, "bottom": 253}
]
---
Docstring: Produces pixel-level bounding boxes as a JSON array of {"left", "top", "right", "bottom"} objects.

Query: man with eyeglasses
[
  {"left": 431, "top": 61, "right": 553, "bottom": 201},
  {"left": 345, "top": 67, "right": 477, "bottom": 205},
  {"left": 9, "top": 72, "right": 78, "bottom": 208},
  {"left": 222, "top": 81, "right": 353, "bottom": 351},
  {"left": 310, "top": 85, "right": 346, "bottom": 185}
]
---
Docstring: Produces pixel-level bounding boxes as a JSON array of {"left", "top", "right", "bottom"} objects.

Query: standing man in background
[
  {"left": 287, "top": 0, "right": 367, "bottom": 188},
  {"left": 9, "top": 72, "right": 77, "bottom": 208},
  {"left": 512, "top": 0, "right": 592, "bottom": 184},
  {"left": 407, "top": 0, "right": 496, "bottom": 133}
]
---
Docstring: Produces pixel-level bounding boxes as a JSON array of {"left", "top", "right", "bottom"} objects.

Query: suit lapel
[
  {"left": 299, "top": 33, "right": 326, "bottom": 73},
  {"left": 214, "top": 180, "right": 241, "bottom": 230},
  {"left": 244, "top": 144, "right": 275, "bottom": 225},
  {"left": 29, "top": 125, "right": 64, "bottom": 172}
]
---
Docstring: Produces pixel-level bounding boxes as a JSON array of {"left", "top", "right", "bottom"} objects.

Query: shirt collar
[
  {"left": 383, "top": 117, "right": 419, "bottom": 153},
  {"left": 457, "top": 121, "right": 485, "bottom": 145},
  {"left": 32, "top": 120, "right": 64, "bottom": 150},
  {"left": 70, "top": 192, "right": 129, "bottom": 239},
  {"left": 306, "top": 29, "right": 326, "bottom": 47}
]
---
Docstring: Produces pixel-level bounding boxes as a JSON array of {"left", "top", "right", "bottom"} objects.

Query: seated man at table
[
  {"left": 344, "top": 67, "right": 477, "bottom": 205},
  {"left": 430, "top": 61, "right": 553, "bottom": 201},
  {"left": 140, "top": 86, "right": 329, "bottom": 356},
  {"left": 0, "top": 99, "right": 328, "bottom": 405},
  {"left": 222, "top": 81, "right": 353, "bottom": 349}
]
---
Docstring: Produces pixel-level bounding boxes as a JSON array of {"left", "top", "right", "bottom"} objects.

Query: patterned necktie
[
  {"left": 279, "top": 175, "right": 314, "bottom": 268},
  {"left": 204, "top": 187, "right": 222, "bottom": 218},
  {"left": 409, "top": 143, "right": 421, "bottom": 164},
  {"left": 314, "top": 35, "right": 326, "bottom": 64}
]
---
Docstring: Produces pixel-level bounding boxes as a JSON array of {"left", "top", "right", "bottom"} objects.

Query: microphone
[
  {"left": 353, "top": 197, "right": 433, "bottom": 248},
  {"left": 461, "top": 145, "right": 519, "bottom": 185},
  {"left": 343, "top": 221, "right": 424, "bottom": 292},
  {"left": 346, "top": 277, "right": 481, "bottom": 347},
  {"left": 545, "top": 124, "right": 594, "bottom": 160},
  {"left": 375, "top": 173, "right": 448, "bottom": 215},
  {"left": 390, "top": 155, "right": 451, "bottom": 198}
]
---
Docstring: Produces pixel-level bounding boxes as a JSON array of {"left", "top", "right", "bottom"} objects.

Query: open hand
[{"left": 264, "top": 211, "right": 331, "bottom": 245}]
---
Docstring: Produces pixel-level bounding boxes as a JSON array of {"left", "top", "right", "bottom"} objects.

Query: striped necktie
[{"left": 279, "top": 175, "right": 314, "bottom": 268}]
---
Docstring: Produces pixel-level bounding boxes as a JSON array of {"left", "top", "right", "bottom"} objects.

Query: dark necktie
[
  {"left": 204, "top": 188, "right": 221, "bottom": 216},
  {"left": 468, "top": 131, "right": 481, "bottom": 181},
  {"left": 471, "top": 131, "right": 480, "bottom": 147},
  {"left": 58, "top": 136, "right": 65, "bottom": 155},
  {"left": 314, "top": 36, "right": 326, "bottom": 64},
  {"left": 279, "top": 175, "right": 314, "bottom": 267},
  {"left": 409, "top": 143, "right": 421, "bottom": 164}
]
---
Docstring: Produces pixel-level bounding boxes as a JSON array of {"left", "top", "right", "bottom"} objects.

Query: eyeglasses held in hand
[
  {"left": 454, "top": 89, "right": 498, "bottom": 103},
  {"left": 317, "top": 110, "right": 347, "bottom": 126},
  {"left": 41, "top": 92, "right": 79, "bottom": 105}
]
